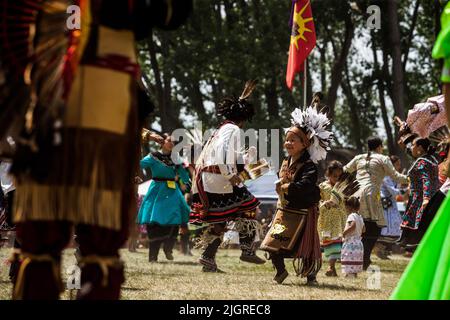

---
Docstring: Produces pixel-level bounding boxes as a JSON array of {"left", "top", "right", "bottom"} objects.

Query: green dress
[
  {"left": 390, "top": 195, "right": 450, "bottom": 299},
  {"left": 432, "top": 2, "right": 450, "bottom": 83}
]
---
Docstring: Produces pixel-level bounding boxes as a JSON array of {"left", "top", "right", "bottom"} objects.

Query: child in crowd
[
  {"left": 261, "top": 103, "right": 332, "bottom": 285},
  {"left": 341, "top": 197, "right": 365, "bottom": 278},
  {"left": 318, "top": 160, "right": 347, "bottom": 277}
]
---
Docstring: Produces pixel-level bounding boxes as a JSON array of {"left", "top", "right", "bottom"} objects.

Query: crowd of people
[
  {"left": 0, "top": 0, "right": 449, "bottom": 301},
  {"left": 122, "top": 85, "right": 449, "bottom": 289},
  {"left": 3, "top": 82, "right": 448, "bottom": 295},
  {"left": 1, "top": 59, "right": 449, "bottom": 301}
]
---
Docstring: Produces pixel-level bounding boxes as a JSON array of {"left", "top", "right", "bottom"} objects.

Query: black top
[
  {"left": 280, "top": 151, "right": 321, "bottom": 210},
  {"left": 152, "top": 151, "right": 176, "bottom": 167}
]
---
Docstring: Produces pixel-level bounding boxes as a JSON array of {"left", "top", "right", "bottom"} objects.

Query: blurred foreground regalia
[{"left": 0, "top": 0, "right": 192, "bottom": 300}]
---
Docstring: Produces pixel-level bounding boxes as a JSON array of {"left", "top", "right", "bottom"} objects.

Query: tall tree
[
  {"left": 136, "top": 0, "right": 441, "bottom": 155},
  {"left": 386, "top": 0, "right": 406, "bottom": 119}
]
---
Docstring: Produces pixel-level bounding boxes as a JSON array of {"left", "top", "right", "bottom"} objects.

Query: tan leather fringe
[{"left": 14, "top": 183, "right": 122, "bottom": 230}]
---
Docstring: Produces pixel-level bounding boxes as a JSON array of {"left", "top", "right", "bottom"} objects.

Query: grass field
[{"left": 0, "top": 247, "right": 409, "bottom": 300}]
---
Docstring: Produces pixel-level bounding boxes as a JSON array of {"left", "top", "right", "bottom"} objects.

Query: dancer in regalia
[
  {"left": 189, "top": 81, "right": 265, "bottom": 273},
  {"left": 399, "top": 137, "right": 440, "bottom": 254},
  {"left": 344, "top": 137, "right": 408, "bottom": 270},
  {"left": 0, "top": 0, "right": 192, "bottom": 300},
  {"left": 318, "top": 161, "right": 347, "bottom": 277},
  {"left": 138, "top": 132, "right": 191, "bottom": 262},
  {"left": 260, "top": 97, "right": 333, "bottom": 285}
]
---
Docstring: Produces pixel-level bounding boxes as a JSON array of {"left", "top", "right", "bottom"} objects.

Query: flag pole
[{"left": 303, "top": 58, "right": 308, "bottom": 106}]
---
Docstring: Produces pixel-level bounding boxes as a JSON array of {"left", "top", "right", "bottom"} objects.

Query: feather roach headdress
[
  {"left": 216, "top": 80, "right": 257, "bottom": 122},
  {"left": 289, "top": 93, "right": 333, "bottom": 163}
]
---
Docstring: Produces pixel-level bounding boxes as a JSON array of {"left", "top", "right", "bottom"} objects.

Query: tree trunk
[
  {"left": 381, "top": 46, "right": 393, "bottom": 101},
  {"left": 148, "top": 33, "right": 180, "bottom": 132},
  {"left": 147, "top": 35, "right": 167, "bottom": 130},
  {"left": 191, "top": 80, "right": 207, "bottom": 123},
  {"left": 326, "top": 12, "right": 354, "bottom": 122},
  {"left": 214, "top": 1, "right": 222, "bottom": 35},
  {"left": 160, "top": 34, "right": 181, "bottom": 131},
  {"left": 281, "top": 85, "right": 299, "bottom": 111},
  {"left": 318, "top": 44, "right": 327, "bottom": 93},
  {"left": 371, "top": 33, "right": 396, "bottom": 156},
  {"left": 223, "top": 0, "right": 235, "bottom": 30},
  {"left": 265, "top": 76, "right": 279, "bottom": 120},
  {"left": 435, "top": 0, "right": 444, "bottom": 73},
  {"left": 306, "top": 61, "right": 313, "bottom": 105},
  {"left": 402, "top": 0, "right": 420, "bottom": 72},
  {"left": 382, "top": 46, "right": 408, "bottom": 167},
  {"left": 342, "top": 64, "right": 363, "bottom": 152},
  {"left": 387, "top": 0, "right": 406, "bottom": 119}
]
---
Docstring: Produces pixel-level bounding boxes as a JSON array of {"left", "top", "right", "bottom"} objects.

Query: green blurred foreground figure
[
  {"left": 432, "top": 2, "right": 450, "bottom": 84},
  {"left": 391, "top": 2, "right": 450, "bottom": 300},
  {"left": 390, "top": 195, "right": 450, "bottom": 300}
]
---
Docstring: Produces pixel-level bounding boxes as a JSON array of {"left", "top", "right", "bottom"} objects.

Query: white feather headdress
[{"left": 290, "top": 103, "right": 333, "bottom": 163}]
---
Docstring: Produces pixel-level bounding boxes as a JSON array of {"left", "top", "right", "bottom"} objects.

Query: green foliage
[{"left": 138, "top": 0, "right": 442, "bottom": 149}]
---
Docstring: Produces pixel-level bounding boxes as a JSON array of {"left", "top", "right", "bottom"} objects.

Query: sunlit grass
[{"left": 0, "top": 247, "right": 408, "bottom": 300}]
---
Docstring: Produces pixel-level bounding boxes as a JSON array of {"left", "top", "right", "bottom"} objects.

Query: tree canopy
[{"left": 138, "top": 0, "right": 445, "bottom": 160}]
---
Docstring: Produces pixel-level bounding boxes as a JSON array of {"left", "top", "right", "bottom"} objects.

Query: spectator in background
[
  {"left": 377, "top": 155, "right": 407, "bottom": 259},
  {"left": 128, "top": 176, "right": 144, "bottom": 253}
]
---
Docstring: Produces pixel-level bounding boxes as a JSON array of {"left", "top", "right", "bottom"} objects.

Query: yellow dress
[{"left": 318, "top": 180, "right": 347, "bottom": 261}]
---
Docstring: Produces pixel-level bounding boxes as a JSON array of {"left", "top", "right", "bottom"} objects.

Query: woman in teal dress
[{"left": 137, "top": 133, "right": 191, "bottom": 262}]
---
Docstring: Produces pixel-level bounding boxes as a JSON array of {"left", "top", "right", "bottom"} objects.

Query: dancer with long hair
[
  {"left": 399, "top": 137, "right": 440, "bottom": 254},
  {"left": 344, "top": 137, "right": 408, "bottom": 270}
]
